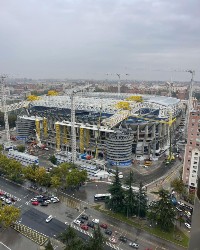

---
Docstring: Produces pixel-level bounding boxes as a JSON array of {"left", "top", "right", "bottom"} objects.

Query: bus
[{"left": 94, "top": 193, "right": 111, "bottom": 201}]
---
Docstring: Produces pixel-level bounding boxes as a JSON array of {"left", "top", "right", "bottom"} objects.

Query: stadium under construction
[{"left": 16, "top": 92, "right": 184, "bottom": 167}]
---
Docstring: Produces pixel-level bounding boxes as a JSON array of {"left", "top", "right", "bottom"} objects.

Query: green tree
[
  {"left": 107, "top": 168, "right": 125, "bottom": 213},
  {"left": 50, "top": 176, "right": 61, "bottom": 192},
  {"left": 49, "top": 155, "right": 57, "bottom": 165},
  {"left": 87, "top": 225, "right": 105, "bottom": 250},
  {"left": 148, "top": 189, "right": 176, "bottom": 232},
  {"left": 35, "top": 167, "right": 51, "bottom": 187},
  {"left": 58, "top": 226, "right": 85, "bottom": 250},
  {"left": 0, "top": 205, "right": 20, "bottom": 228},
  {"left": 136, "top": 182, "right": 148, "bottom": 218},
  {"left": 66, "top": 169, "right": 87, "bottom": 189},
  {"left": 124, "top": 171, "right": 137, "bottom": 217},
  {"left": 17, "top": 144, "right": 25, "bottom": 152},
  {"left": 170, "top": 177, "right": 186, "bottom": 197},
  {"left": 45, "top": 240, "right": 54, "bottom": 250}
]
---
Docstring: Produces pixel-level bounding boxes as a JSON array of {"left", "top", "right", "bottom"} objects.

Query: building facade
[{"left": 183, "top": 102, "right": 200, "bottom": 190}]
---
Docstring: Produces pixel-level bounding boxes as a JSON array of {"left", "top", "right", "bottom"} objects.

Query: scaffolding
[
  {"left": 43, "top": 117, "right": 48, "bottom": 138},
  {"left": 86, "top": 129, "right": 90, "bottom": 148},
  {"left": 35, "top": 119, "right": 40, "bottom": 142},
  {"left": 63, "top": 125, "right": 68, "bottom": 144},
  {"left": 80, "top": 127, "right": 84, "bottom": 153},
  {"left": 55, "top": 122, "right": 60, "bottom": 151}
]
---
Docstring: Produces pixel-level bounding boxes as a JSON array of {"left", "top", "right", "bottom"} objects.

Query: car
[
  {"left": 35, "top": 195, "right": 44, "bottom": 198},
  {"left": 109, "top": 237, "right": 117, "bottom": 244},
  {"left": 52, "top": 199, "right": 59, "bottom": 203},
  {"left": 87, "top": 221, "right": 95, "bottom": 228},
  {"left": 77, "top": 218, "right": 85, "bottom": 224},
  {"left": 118, "top": 236, "right": 127, "bottom": 243},
  {"left": 37, "top": 198, "right": 44, "bottom": 203},
  {"left": 5, "top": 199, "right": 12, "bottom": 204},
  {"left": 32, "top": 201, "right": 39, "bottom": 206},
  {"left": 46, "top": 215, "right": 53, "bottom": 223},
  {"left": 81, "top": 224, "right": 89, "bottom": 231},
  {"left": 31, "top": 198, "right": 38, "bottom": 202},
  {"left": 50, "top": 197, "right": 59, "bottom": 201},
  {"left": 81, "top": 214, "right": 88, "bottom": 220},
  {"left": 185, "top": 211, "right": 191, "bottom": 217},
  {"left": 129, "top": 242, "right": 139, "bottom": 248},
  {"left": 178, "top": 201, "right": 184, "bottom": 207},
  {"left": 1, "top": 197, "right": 5, "bottom": 201},
  {"left": 184, "top": 223, "right": 191, "bottom": 229},
  {"left": 105, "top": 229, "right": 112, "bottom": 235},
  {"left": 100, "top": 223, "right": 108, "bottom": 229},
  {"left": 176, "top": 207, "right": 182, "bottom": 212},
  {"left": 92, "top": 218, "right": 99, "bottom": 224},
  {"left": 10, "top": 197, "right": 17, "bottom": 202},
  {"left": 0, "top": 191, "right": 5, "bottom": 196},
  {"left": 73, "top": 220, "right": 81, "bottom": 226},
  {"left": 40, "top": 202, "right": 48, "bottom": 206},
  {"left": 44, "top": 200, "right": 51, "bottom": 204}
]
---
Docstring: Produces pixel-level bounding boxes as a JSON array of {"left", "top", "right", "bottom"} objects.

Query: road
[{"left": 0, "top": 177, "right": 186, "bottom": 250}]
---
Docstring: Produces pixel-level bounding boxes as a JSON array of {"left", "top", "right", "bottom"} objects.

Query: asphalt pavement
[{"left": 0, "top": 176, "right": 186, "bottom": 250}]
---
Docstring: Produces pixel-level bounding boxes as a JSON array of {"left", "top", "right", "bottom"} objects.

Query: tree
[
  {"left": 58, "top": 226, "right": 85, "bottom": 250},
  {"left": 170, "top": 177, "right": 186, "bottom": 197},
  {"left": 124, "top": 171, "right": 137, "bottom": 217},
  {"left": 17, "top": 144, "right": 25, "bottom": 152},
  {"left": 0, "top": 205, "right": 20, "bottom": 228},
  {"left": 45, "top": 240, "right": 54, "bottom": 250},
  {"left": 49, "top": 155, "right": 57, "bottom": 165},
  {"left": 107, "top": 168, "right": 125, "bottom": 213},
  {"left": 35, "top": 167, "right": 51, "bottom": 187},
  {"left": 50, "top": 176, "right": 61, "bottom": 192},
  {"left": 136, "top": 182, "right": 148, "bottom": 218},
  {"left": 87, "top": 225, "right": 105, "bottom": 250},
  {"left": 148, "top": 189, "right": 176, "bottom": 232},
  {"left": 66, "top": 169, "right": 87, "bottom": 189}
]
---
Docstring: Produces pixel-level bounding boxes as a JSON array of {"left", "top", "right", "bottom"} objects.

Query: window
[
  {"left": 193, "top": 161, "right": 198, "bottom": 164},
  {"left": 192, "top": 170, "right": 197, "bottom": 173},
  {"left": 187, "top": 168, "right": 190, "bottom": 170},
  {"left": 192, "top": 119, "right": 196, "bottom": 122},
  {"left": 190, "top": 142, "right": 193, "bottom": 145},
  {"left": 193, "top": 166, "right": 197, "bottom": 169},
  {"left": 194, "top": 157, "right": 198, "bottom": 160},
  {"left": 195, "top": 152, "right": 198, "bottom": 155},
  {"left": 188, "top": 159, "right": 191, "bottom": 162},
  {"left": 197, "top": 144, "right": 200, "bottom": 147},
  {"left": 192, "top": 124, "right": 195, "bottom": 126},
  {"left": 192, "top": 175, "right": 196, "bottom": 178},
  {"left": 191, "top": 183, "right": 195, "bottom": 186}
]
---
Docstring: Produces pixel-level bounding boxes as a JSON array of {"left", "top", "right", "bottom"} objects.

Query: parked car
[
  {"left": 105, "top": 229, "right": 112, "bottom": 236},
  {"left": 129, "top": 242, "right": 139, "bottom": 249},
  {"left": 46, "top": 215, "right": 53, "bottom": 223},
  {"left": 184, "top": 223, "right": 191, "bottom": 229},
  {"left": 92, "top": 218, "right": 99, "bottom": 224},
  {"left": 118, "top": 236, "right": 127, "bottom": 243},
  {"left": 10, "top": 197, "right": 17, "bottom": 202},
  {"left": 77, "top": 218, "right": 85, "bottom": 224},
  {"left": 0, "top": 191, "right": 5, "bottom": 196},
  {"left": 81, "top": 214, "right": 88, "bottom": 220},
  {"left": 100, "top": 223, "right": 108, "bottom": 229},
  {"left": 32, "top": 201, "right": 39, "bottom": 206},
  {"left": 5, "top": 199, "right": 12, "bottom": 204},
  {"left": 109, "top": 237, "right": 117, "bottom": 244},
  {"left": 40, "top": 202, "right": 48, "bottom": 206},
  {"left": 87, "top": 221, "right": 95, "bottom": 228},
  {"left": 73, "top": 220, "right": 81, "bottom": 226},
  {"left": 31, "top": 198, "right": 38, "bottom": 202},
  {"left": 81, "top": 224, "right": 89, "bottom": 231}
]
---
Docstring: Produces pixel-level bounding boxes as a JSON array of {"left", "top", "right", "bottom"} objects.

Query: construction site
[{"left": 14, "top": 90, "right": 184, "bottom": 167}]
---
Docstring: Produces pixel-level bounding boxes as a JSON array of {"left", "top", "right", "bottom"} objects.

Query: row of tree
[
  {"left": 0, "top": 153, "right": 87, "bottom": 191},
  {"left": 107, "top": 169, "right": 148, "bottom": 218},
  {"left": 107, "top": 169, "right": 178, "bottom": 232}
]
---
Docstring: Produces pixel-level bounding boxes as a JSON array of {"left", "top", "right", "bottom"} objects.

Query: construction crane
[
  {"left": 106, "top": 73, "right": 129, "bottom": 96},
  {"left": 0, "top": 75, "right": 10, "bottom": 143}
]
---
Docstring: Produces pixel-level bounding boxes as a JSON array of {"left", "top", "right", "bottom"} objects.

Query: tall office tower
[
  {"left": 188, "top": 157, "right": 200, "bottom": 250},
  {"left": 182, "top": 100, "right": 200, "bottom": 191}
]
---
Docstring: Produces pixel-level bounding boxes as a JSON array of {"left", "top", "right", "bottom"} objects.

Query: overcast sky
[{"left": 0, "top": 0, "right": 199, "bottom": 81}]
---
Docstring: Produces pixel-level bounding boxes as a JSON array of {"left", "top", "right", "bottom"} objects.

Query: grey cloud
[{"left": 0, "top": 0, "right": 199, "bottom": 81}]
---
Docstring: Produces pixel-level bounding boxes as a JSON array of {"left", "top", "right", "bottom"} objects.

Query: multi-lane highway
[{"left": 0, "top": 176, "right": 186, "bottom": 250}]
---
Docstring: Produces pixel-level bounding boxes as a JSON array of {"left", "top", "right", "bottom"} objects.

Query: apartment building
[{"left": 183, "top": 101, "right": 200, "bottom": 190}]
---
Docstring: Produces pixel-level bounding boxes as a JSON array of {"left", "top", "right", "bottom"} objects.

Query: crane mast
[
  {"left": 1, "top": 75, "right": 10, "bottom": 142},
  {"left": 71, "top": 92, "right": 76, "bottom": 163}
]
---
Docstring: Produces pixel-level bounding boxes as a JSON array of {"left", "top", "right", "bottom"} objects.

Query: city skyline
[{"left": 0, "top": 0, "right": 200, "bottom": 81}]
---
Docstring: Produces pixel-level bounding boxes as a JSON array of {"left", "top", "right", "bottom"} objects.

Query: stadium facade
[{"left": 16, "top": 92, "right": 184, "bottom": 166}]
